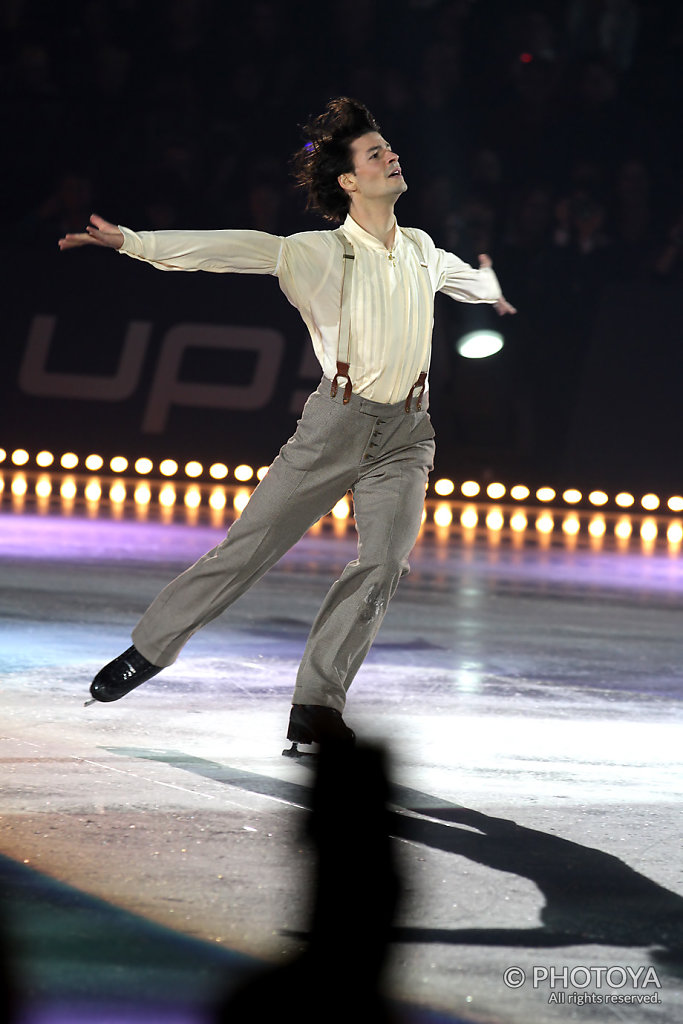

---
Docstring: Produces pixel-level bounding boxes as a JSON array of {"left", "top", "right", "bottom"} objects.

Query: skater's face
[{"left": 338, "top": 132, "right": 407, "bottom": 205}]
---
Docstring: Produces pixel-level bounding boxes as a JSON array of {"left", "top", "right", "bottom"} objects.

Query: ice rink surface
[{"left": 1, "top": 509, "right": 682, "bottom": 1024}]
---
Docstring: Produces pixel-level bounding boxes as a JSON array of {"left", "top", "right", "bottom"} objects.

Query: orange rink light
[
  {"left": 434, "top": 478, "right": 455, "bottom": 497},
  {"left": 159, "top": 485, "right": 177, "bottom": 507},
  {"left": 434, "top": 503, "right": 453, "bottom": 527},
  {"left": 331, "top": 496, "right": 351, "bottom": 520},
  {"left": 85, "top": 481, "right": 102, "bottom": 502},
  {"left": 485, "top": 508, "right": 504, "bottom": 531}
]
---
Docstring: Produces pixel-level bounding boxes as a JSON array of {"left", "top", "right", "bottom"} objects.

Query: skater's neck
[{"left": 347, "top": 200, "right": 397, "bottom": 250}]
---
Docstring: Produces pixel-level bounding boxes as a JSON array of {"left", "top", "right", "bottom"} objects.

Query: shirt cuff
[{"left": 117, "top": 225, "right": 145, "bottom": 257}]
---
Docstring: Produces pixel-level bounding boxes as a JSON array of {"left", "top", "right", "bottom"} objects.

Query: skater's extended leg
[
  {"left": 291, "top": 431, "right": 434, "bottom": 714},
  {"left": 131, "top": 389, "right": 373, "bottom": 668},
  {"left": 131, "top": 458, "right": 342, "bottom": 667},
  {"left": 88, "top": 458, "right": 336, "bottom": 703},
  {"left": 88, "top": 385, "right": 376, "bottom": 702}
]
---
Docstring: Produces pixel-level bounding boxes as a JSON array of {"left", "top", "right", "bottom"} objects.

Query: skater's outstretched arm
[
  {"left": 58, "top": 214, "right": 124, "bottom": 251},
  {"left": 59, "top": 212, "right": 285, "bottom": 275},
  {"left": 402, "top": 227, "right": 516, "bottom": 316}
]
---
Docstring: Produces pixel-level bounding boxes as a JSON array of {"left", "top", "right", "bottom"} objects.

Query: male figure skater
[{"left": 59, "top": 97, "right": 515, "bottom": 754}]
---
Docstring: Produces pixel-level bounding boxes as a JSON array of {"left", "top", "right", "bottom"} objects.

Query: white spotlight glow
[{"left": 456, "top": 330, "right": 504, "bottom": 359}]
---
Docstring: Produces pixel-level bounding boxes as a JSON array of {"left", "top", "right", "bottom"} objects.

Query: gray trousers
[{"left": 132, "top": 377, "right": 435, "bottom": 711}]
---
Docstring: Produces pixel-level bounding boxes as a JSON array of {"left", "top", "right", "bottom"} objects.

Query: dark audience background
[{"left": 4, "top": 0, "right": 683, "bottom": 488}]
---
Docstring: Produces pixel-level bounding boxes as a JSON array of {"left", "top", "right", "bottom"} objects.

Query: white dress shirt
[{"left": 118, "top": 213, "right": 502, "bottom": 405}]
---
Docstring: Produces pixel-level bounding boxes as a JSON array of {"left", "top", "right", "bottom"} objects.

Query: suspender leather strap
[
  {"left": 405, "top": 370, "right": 427, "bottom": 413},
  {"left": 409, "top": 236, "right": 432, "bottom": 412},
  {"left": 332, "top": 230, "right": 355, "bottom": 404},
  {"left": 330, "top": 359, "right": 353, "bottom": 403}
]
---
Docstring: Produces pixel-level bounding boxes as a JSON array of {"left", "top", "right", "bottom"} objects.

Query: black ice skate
[
  {"left": 85, "top": 645, "right": 162, "bottom": 705},
  {"left": 282, "top": 704, "right": 356, "bottom": 759}
]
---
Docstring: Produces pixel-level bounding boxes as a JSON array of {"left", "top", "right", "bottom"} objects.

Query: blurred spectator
[
  {"left": 608, "top": 157, "right": 656, "bottom": 278},
  {"left": 613, "top": 158, "right": 651, "bottom": 240},
  {"left": 137, "top": 138, "right": 209, "bottom": 227},
  {"left": 3, "top": 39, "right": 65, "bottom": 218},
  {"left": 553, "top": 189, "right": 610, "bottom": 255},
  {"left": 482, "top": 54, "right": 562, "bottom": 190},
  {"left": 468, "top": 147, "right": 505, "bottom": 213},
  {"left": 565, "top": 155, "right": 607, "bottom": 196},
  {"left": 558, "top": 56, "right": 628, "bottom": 166},
  {"left": 378, "top": 67, "right": 418, "bottom": 137},
  {"left": 565, "top": 0, "right": 641, "bottom": 71},
  {"left": 501, "top": 186, "right": 553, "bottom": 260},
  {"left": 416, "top": 173, "right": 456, "bottom": 244},
  {"left": 329, "top": 1, "right": 378, "bottom": 64},
  {"left": 653, "top": 209, "right": 683, "bottom": 281},
  {"left": 414, "top": 41, "right": 464, "bottom": 180},
  {"left": 246, "top": 179, "right": 285, "bottom": 234},
  {"left": 160, "top": 0, "right": 214, "bottom": 60},
  {"left": 548, "top": 186, "right": 615, "bottom": 341},
  {"left": 442, "top": 196, "right": 497, "bottom": 264},
  {"left": 19, "top": 171, "right": 95, "bottom": 243}
]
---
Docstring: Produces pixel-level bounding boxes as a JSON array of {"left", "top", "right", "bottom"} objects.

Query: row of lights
[
  {"left": 1, "top": 449, "right": 266, "bottom": 483},
  {"left": 3, "top": 448, "right": 683, "bottom": 518},
  {"left": 2, "top": 472, "right": 351, "bottom": 519},
  {"left": 431, "top": 477, "right": 683, "bottom": 513},
  {"left": 432, "top": 504, "right": 682, "bottom": 544},
  {"left": 4, "top": 472, "right": 682, "bottom": 546}
]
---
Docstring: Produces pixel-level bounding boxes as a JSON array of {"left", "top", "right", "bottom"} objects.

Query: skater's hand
[
  {"left": 58, "top": 214, "right": 124, "bottom": 251},
  {"left": 493, "top": 295, "right": 517, "bottom": 316},
  {"left": 478, "top": 254, "right": 517, "bottom": 316}
]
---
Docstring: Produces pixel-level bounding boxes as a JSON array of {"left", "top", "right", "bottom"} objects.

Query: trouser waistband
[{"left": 317, "top": 376, "right": 428, "bottom": 417}]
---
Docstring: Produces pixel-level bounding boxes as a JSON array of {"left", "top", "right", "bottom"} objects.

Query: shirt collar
[{"left": 342, "top": 213, "right": 403, "bottom": 254}]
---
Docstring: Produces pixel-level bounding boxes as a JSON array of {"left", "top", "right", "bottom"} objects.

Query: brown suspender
[
  {"left": 405, "top": 370, "right": 427, "bottom": 413},
  {"left": 331, "top": 227, "right": 431, "bottom": 410},
  {"left": 330, "top": 230, "right": 355, "bottom": 404}
]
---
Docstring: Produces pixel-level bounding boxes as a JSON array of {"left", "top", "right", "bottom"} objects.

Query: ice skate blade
[
  {"left": 84, "top": 697, "right": 97, "bottom": 707},
  {"left": 282, "top": 742, "right": 317, "bottom": 762}
]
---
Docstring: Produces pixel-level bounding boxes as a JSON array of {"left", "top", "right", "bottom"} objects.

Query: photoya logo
[
  {"left": 503, "top": 963, "right": 663, "bottom": 1007},
  {"left": 17, "top": 315, "right": 316, "bottom": 430}
]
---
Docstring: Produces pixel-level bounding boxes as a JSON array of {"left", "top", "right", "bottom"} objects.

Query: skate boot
[
  {"left": 282, "top": 704, "right": 355, "bottom": 759},
  {"left": 86, "top": 645, "right": 162, "bottom": 705}
]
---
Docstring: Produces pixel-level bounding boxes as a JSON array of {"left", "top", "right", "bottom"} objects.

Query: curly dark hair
[{"left": 291, "top": 97, "right": 381, "bottom": 223}]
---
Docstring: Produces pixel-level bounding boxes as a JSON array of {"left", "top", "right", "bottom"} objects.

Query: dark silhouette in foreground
[{"left": 214, "top": 743, "right": 401, "bottom": 1023}]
